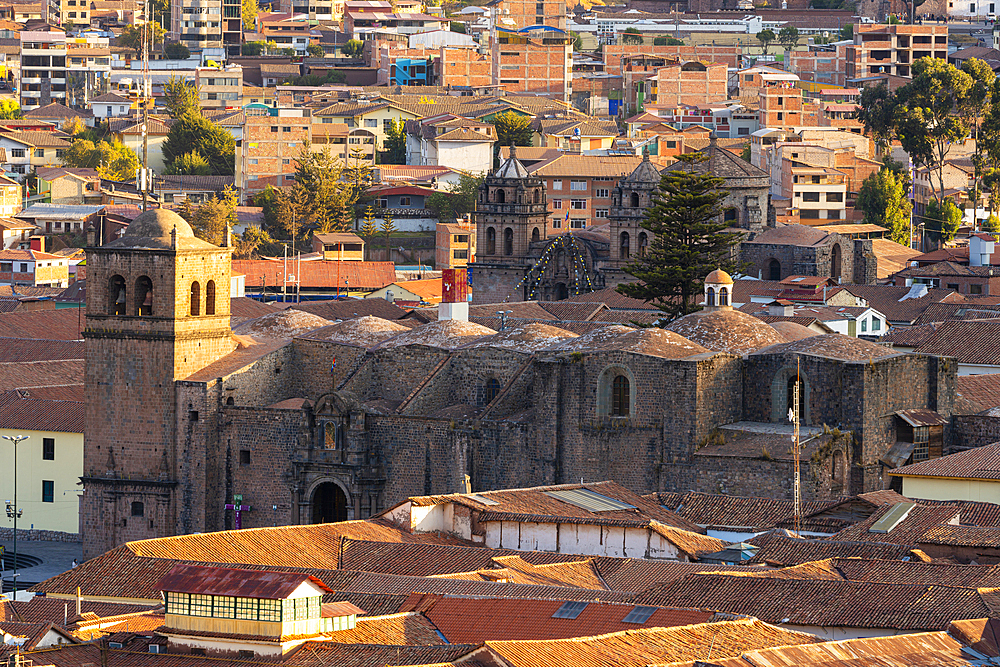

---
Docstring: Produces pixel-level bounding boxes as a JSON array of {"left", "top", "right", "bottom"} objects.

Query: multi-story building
[
  {"left": 531, "top": 154, "right": 642, "bottom": 232},
  {"left": 61, "top": 0, "right": 90, "bottom": 26},
  {"left": 0, "top": 131, "right": 71, "bottom": 181},
  {"left": 487, "top": 0, "right": 572, "bottom": 101},
  {"left": 0, "top": 174, "right": 22, "bottom": 217},
  {"left": 170, "top": 0, "right": 241, "bottom": 58},
  {"left": 0, "top": 245, "right": 70, "bottom": 287},
  {"left": 622, "top": 57, "right": 728, "bottom": 112},
  {"left": 238, "top": 107, "right": 312, "bottom": 200},
  {"left": 195, "top": 64, "right": 242, "bottom": 109},
  {"left": 404, "top": 115, "right": 495, "bottom": 174},
  {"left": 846, "top": 23, "right": 948, "bottom": 82},
  {"left": 780, "top": 160, "right": 848, "bottom": 225},
  {"left": 20, "top": 30, "right": 67, "bottom": 112},
  {"left": 436, "top": 220, "right": 476, "bottom": 269}
]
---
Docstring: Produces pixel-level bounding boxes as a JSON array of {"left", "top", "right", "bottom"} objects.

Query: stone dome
[
  {"left": 106, "top": 208, "right": 217, "bottom": 250},
  {"left": 374, "top": 318, "right": 497, "bottom": 350},
  {"left": 751, "top": 333, "right": 899, "bottom": 362},
  {"left": 548, "top": 324, "right": 709, "bottom": 359},
  {"left": 667, "top": 309, "right": 785, "bottom": 355},
  {"left": 233, "top": 309, "right": 333, "bottom": 339},
  {"left": 461, "top": 322, "right": 578, "bottom": 353},
  {"left": 298, "top": 315, "right": 411, "bottom": 348},
  {"left": 705, "top": 269, "right": 734, "bottom": 285},
  {"left": 768, "top": 321, "right": 819, "bottom": 342}
]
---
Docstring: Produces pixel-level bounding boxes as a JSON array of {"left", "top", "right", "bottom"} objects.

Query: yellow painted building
[
  {"left": 0, "top": 395, "right": 84, "bottom": 534},
  {"left": 890, "top": 442, "right": 1000, "bottom": 504}
]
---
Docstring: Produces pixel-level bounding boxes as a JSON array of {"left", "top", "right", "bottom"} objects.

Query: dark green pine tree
[{"left": 617, "top": 153, "right": 744, "bottom": 320}]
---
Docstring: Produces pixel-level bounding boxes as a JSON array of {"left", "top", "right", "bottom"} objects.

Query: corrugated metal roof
[{"left": 156, "top": 563, "right": 333, "bottom": 599}]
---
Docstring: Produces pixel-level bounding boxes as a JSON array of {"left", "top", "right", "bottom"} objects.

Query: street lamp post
[{"left": 2, "top": 434, "right": 26, "bottom": 600}]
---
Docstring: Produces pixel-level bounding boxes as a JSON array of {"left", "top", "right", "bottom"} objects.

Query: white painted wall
[
  {"left": 484, "top": 520, "right": 684, "bottom": 560},
  {"left": 436, "top": 141, "right": 492, "bottom": 175},
  {"left": 901, "top": 476, "right": 1000, "bottom": 504}
]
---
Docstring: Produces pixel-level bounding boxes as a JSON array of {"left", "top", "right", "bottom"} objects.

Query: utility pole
[
  {"left": 140, "top": 0, "right": 151, "bottom": 212},
  {"left": 789, "top": 358, "right": 801, "bottom": 534},
  {"left": 2, "top": 435, "right": 26, "bottom": 601}
]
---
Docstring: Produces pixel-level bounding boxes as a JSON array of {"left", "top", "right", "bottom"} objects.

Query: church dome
[
  {"left": 751, "top": 333, "right": 899, "bottom": 362},
  {"left": 298, "top": 315, "right": 412, "bottom": 348},
  {"left": 548, "top": 324, "right": 709, "bottom": 359},
  {"left": 233, "top": 309, "right": 333, "bottom": 339},
  {"left": 106, "top": 208, "right": 216, "bottom": 250},
  {"left": 667, "top": 309, "right": 785, "bottom": 355},
  {"left": 768, "top": 321, "right": 819, "bottom": 342},
  {"left": 492, "top": 144, "right": 530, "bottom": 180},
  {"left": 462, "top": 322, "right": 578, "bottom": 353},
  {"left": 705, "top": 269, "right": 734, "bottom": 285}
]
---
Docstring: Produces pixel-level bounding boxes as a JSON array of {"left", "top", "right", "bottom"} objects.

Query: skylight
[
  {"left": 466, "top": 493, "right": 499, "bottom": 506},
  {"left": 869, "top": 502, "right": 915, "bottom": 534},
  {"left": 552, "top": 601, "right": 589, "bottom": 619},
  {"left": 622, "top": 606, "right": 657, "bottom": 624},
  {"left": 545, "top": 488, "right": 636, "bottom": 513}
]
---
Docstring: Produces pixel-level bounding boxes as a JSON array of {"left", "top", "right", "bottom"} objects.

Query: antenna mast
[
  {"left": 140, "top": 0, "right": 151, "bottom": 211},
  {"left": 793, "top": 356, "right": 801, "bottom": 533}
]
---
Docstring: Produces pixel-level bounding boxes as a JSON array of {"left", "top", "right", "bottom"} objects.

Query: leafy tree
[
  {"left": 856, "top": 166, "right": 913, "bottom": 246},
  {"left": 117, "top": 22, "right": 165, "bottom": 57},
  {"left": 924, "top": 198, "right": 962, "bottom": 247},
  {"left": 254, "top": 186, "right": 295, "bottom": 238},
  {"left": 234, "top": 224, "right": 277, "bottom": 259},
  {"left": 285, "top": 70, "right": 347, "bottom": 86},
  {"left": 163, "top": 113, "right": 235, "bottom": 175},
  {"left": 163, "top": 76, "right": 200, "bottom": 118},
  {"left": 62, "top": 117, "right": 86, "bottom": 136},
  {"left": 450, "top": 21, "right": 466, "bottom": 33},
  {"left": 617, "top": 153, "right": 744, "bottom": 319},
  {"left": 985, "top": 214, "right": 1000, "bottom": 234},
  {"left": 164, "top": 150, "right": 211, "bottom": 175},
  {"left": 739, "top": 142, "right": 751, "bottom": 162},
  {"left": 380, "top": 213, "right": 396, "bottom": 261},
  {"left": 360, "top": 205, "right": 378, "bottom": 239},
  {"left": 778, "top": 26, "right": 799, "bottom": 49},
  {"left": 61, "top": 138, "right": 140, "bottom": 181},
  {"left": 622, "top": 27, "right": 643, "bottom": 45},
  {"left": 163, "top": 41, "right": 190, "bottom": 59},
  {"left": 242, "top": 41, "right": 267, "bottom": 56},
  {"left": 0, "top": 99, "right": 20, "bottom": 120},
  {"left": 895, "top": 57, "right": 972, "bottom": 205},
  {"left": 426, "top": 173, "right": 485, "bottom": 221},
  {"left": 307, "top": 43, "right": 325, "bottom": 57},
  {"left": 756, "top": 29, "right": 775, "bottom": 54},
  {"left": 839, "top": 24, "right": 853, "bottom": 41},
  {"left": 855, "top": 83, "right": 896, "bottom": 153},
  {"left": 960, "top": 58, "right": 996, "bottom": 207},
  {"left": 342, "top": 39, "right": 364, "bottom": 57},
  {"left": 665, "top": 37, "right": 683, "bottom": 45},
  {"left": 188, "top": 187, "right": 238, "bottom": 246},
  {"left": 573, "top": 32, "right": 583, "bottom": 50},
  {"left": 344, "top": 146, "right": 373, "bottom": 209},
  {"left": 383, "top": 118, "right": 406, "bottom": 165},
  {"left": 243, "top": 0, "right": 259, "bottom": 30},
  {"left": 490, "top": 111, "right": 533, "bottom": 148}
]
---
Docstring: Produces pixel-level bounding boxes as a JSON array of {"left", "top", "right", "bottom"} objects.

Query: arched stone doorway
[
  {"left": 311, "top": 482, "right": 348, "bottom": 523},
  {"left": 555, "top": 282, "right": 569, "bottom": 300}
]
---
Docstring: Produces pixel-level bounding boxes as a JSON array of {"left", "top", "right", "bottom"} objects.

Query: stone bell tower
[{"left": 80, "top": 208, "right": 236, "bottom": 559}]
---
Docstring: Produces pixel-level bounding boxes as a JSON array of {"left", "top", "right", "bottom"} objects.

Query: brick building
[
  {"left": 846, "top": 24, "right": 948, "bottom": 82},
  {"left": 237, "top": 107, "right": 312, "bottom": 200}
]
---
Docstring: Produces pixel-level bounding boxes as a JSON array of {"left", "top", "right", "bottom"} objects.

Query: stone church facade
[{"left": 81, "top": 210, "right": 957, "bottom": 559}]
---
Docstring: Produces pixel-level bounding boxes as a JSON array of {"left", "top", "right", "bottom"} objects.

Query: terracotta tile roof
[
  {"left": 631, "top": 574, "right": 997, "bottom": 630},
  {"left": 0, "top": 337, "right": 83, "bottom": 362},
  {"left": 649, "top": 491, "right": 834, "bottom": 531},
  {"left": 326, "top": 592, "right": 410, "bottom": 617},
  {"left": 842, "top": 284, "right": 961, "bottom": 325},
  {"left": 433, "top": 555, "right": 607, "bottom": 590},
  {"left": 472, "top": 618, "right": 819, "bottom": 667},
  {"left": 182, "top": 338, "right": 289, "bottom": 382},
  {"left": 897, "top": 260, "right": 997, "bottom": 278},
  {"left": 0, "top": 390, "right": 84, "bottom": 432},
  {"left": 319, "top": 612, "right": 444, "bottom": 645},
  {"left": 914, "top": 319, "right": 1000, "bottom": 365},
  {"left": 0, "top": 130, "right": 72, "bottom": 148},
  {"left": 564, "top": 286, "right": 658, "bottom": 311},
  {"left": 890, "top": 442, "right": 1000, "bottom": 481},
  {"left": 883, "top": 322, "right": 939, "bottom": 347},
  {"left": 0, "top": 359, "right": 84, "bottom": 391},
  {"left": 232, "top": 260, "right": 396, "bottom": 291},
  {"left": 831, "top": 504, "right": 962, "bottom": 544},
  {"left": 409, "top": 595, "right": 712, "bottom": 644},
  {"left": 290, "top": 643, "right": 474, "bottom": 667},
  {"left": 913, "top": 301, "right": 1000, "bottom": 326},
  {"left": 829, "top": 557, "right": 1000, "bottom": 586},
  {"left": 744, "top": 531, "right": 923, "bottom": 566},
  {"left": 531, "top": 155, "right": 641, "bottom": 178},
  {"left": 229, "top": 296, "right": 276, "bottom": 319},
  {"left": 470, "top": 301, "right": 559, "bottom": 321},
  {"left": 957, "top": 373, "right": 1000, "bottom": 412},
  {"left": 537, "top": 301, "right": 606, "bottom": 321},
  {"left": 289, "top": 298, "right": 409, "bottom": 321},
  {"left": 0, "top": 309, "right": 85, "bottom": 340},
  {"left": 593, "top": 560, "right": 737, "bottom": 592}
]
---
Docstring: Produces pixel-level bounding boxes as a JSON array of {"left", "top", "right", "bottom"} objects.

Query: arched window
[
  {"left": 718, "top": 286, "right": 729, "bottom": 306},
  {"left": 831, "top": 243, "right": 842, "bottom": 280},
  {"left": 134, "top": 276, "right": 153, "bottom": 316},
  {"left": 190, "top": 281, "right": 201, "bottom": 316},
  {"left": 324, "top": 422, "right": 338, "bottom": 449},
  {"left": 768, "top": 259, "right": 781, "bottom": 281},
  {"left": 630, "top": 191, "right": 640, "bottom": 208},
  {"left": 483, "top": 378, "right": 501, "bottom": 405},
  {"left": 131, "top": 501, "right": 144, "bottom": 517},
  {"left": 495, "top": 189, "right": 505, "bottom": 203},
  {"left": 611, "top": 375, "right": 630, "bottom": 417},
  {"left": 706, "top": 287, "right": 715, "bottom": 306},
  {"left": 531, "top": 227, "right": 540, "bottom": 242},
  {"left": 487, "top": 227, "right": 496, "bottom": 255},
  {"left": 205, "top": 280, "right": 216, "bottom": 316},
  {"left": 109, "top": 275, "right": 127, "bottom": 316},
  {"left": 620, "top": 231, "right": 630, "bottom": 259},
  {"left": 504, "top": 227, "right": 514, "bottom": 256},
  {"left": 638, "top": 232, "right": 648, "bottom": 257},
  {"left": 533, "top": 189, "right": 540, "bottom": 203}
]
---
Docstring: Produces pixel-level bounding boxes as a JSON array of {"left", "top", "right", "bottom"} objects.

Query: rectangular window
[
  {"left": 453, "top": 249, "right": 468, "bottom": 259},
  {"left": 872, "top": 318, "right": 881, "bottom": 331},
  {"left": 235, "top": 597, "right": 257, "bottom": 620},
  {"left": 215, "top": 596, "right": 235, "bottom": 618},
  {"left": 912, "top": 425, "right": 929, "bottom": 461},
  {"left": 570, "top": 180, "right": 586, "bottom": 191},
  {"left": 800, "top": 210, "right": 820, "bottom": 219},
  {"left": 971, "top": 284, "right": 984, "bottom": 294},
  {"left": 552, "top": 218, "right": 561, "bottom": 228},
  {"left": 399, "top": 196, "right": 411, "bottom": 206},
  {"left": 364, "top": 118, "right": 378, "bottom": 127},
  {"left": 0, "top": 263, "right": 10, "bottom": 272},
  {"left": 34, "top": 149, "right": 44, "bottom": 158},
  {"left": 190, "top": 594, "right": 213, "bottom": 617},
  {"left": 826, "top": 191, "right": 843, "bottom": 202},
  {"left": 383, "top": 118, "right": 393, "bottom": 132},
  {"left": 11, "top": 149, "right": 25, "bottom": 158},
  {"left": 259, "top": 599, "right": 281, "bottom": 622},
  {"left": 812, "top": 175, "right": 821, "bottom": 184},
  {"left": 947, "top": 283, "right": 959, "bottom": 290},
  {"left": 167, "top": 592, "right": 190, "bottom": 615},
  {"left": 42, "top": 480, "right": 53, "bottom": 503},
  {"left": 552, "top": 199, "right": 562, "bottom": 209},
  {"left": 861, "top": 318, "right": 867, "bottom": 332},
  {"left": 595, "top": 208, "right": 609, "bottom": 218},
  {"left": 240, "top": 450, "right": 251, "bottom": 465},
  {"left": 270, "top": 126, "right": 279, "bottom": 132},
  {"left": 453, "top": 234, "right": 469, "bottom": 243},
  {"left": 43, "top": 438, "right": 54, "bottom": 460},
  {"left": 596, "top": 188, "right": 609, "bottom": 198},
  {"left": 802, "top": 191, "right": 820, "bottom": 202},
  {"left": 19, "top": 263, "right": 27, "bottom": 272},
  {"left": 552, "top": 180, "right": 563, "bottom": 190},
  {"left": 282, "top": 126, "right": 292, "bottom": 132},
  {"left": 570, "top": 218, "right": 585, "bottom": 228},
  {"left": 322, "top": 117, "right": 333, "bottom": 123},
  {"left": 570, "top": 199, "right": 586, "bottom": 209},
  {"left": 666, "top": 140, "right": 676, "bottom": 149}
]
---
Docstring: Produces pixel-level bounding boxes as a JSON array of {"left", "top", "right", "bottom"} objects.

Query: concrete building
[
  {"left": 846, "top": 24, "right": 949, "bottom": 82},
  {"left": 889, "top": 440, "right": 1000, "bottom": 502},
  {"left": 0, "top": 246, "right": 70, "bottom": 287},
  {"left": 19, "top": 30, "right": 68, "bottom": 112},
  {"left": 170, "top": 0, "right": 242, "bottom": 58},
  {"left": 404, "top": 115, "right": 495, "bottom": 174},
  {"left": 195, "top": 65, "right": 243, "bottom": 109},
  {"left": 436, "top": 220, "right": 475, "bottom": 269}
]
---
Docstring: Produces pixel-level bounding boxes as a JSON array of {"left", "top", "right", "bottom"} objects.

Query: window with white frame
[
  {"left": 596, "top": 188, "right": 609, "bottom": 198},
  {"left": 570, "top": 199, "right": 586, "bottom": 209},
  {"left": 570, "top": 180, "right": 586, "bottom": 191},
  {"left": 552, "top": 180, "right": 563, "bottom": 190}
]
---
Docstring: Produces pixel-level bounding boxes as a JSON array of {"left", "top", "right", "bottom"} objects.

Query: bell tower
[{"left": 80, "top": 208, "right": 236, "bottom": 559}]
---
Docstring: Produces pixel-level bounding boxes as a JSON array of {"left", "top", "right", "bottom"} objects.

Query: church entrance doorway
[
  {"left": 555, "top": 282, "right": 568, "bottom": 300},
  {"left": 311, "top": 482, "right": 348, "bottom": 524}
]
